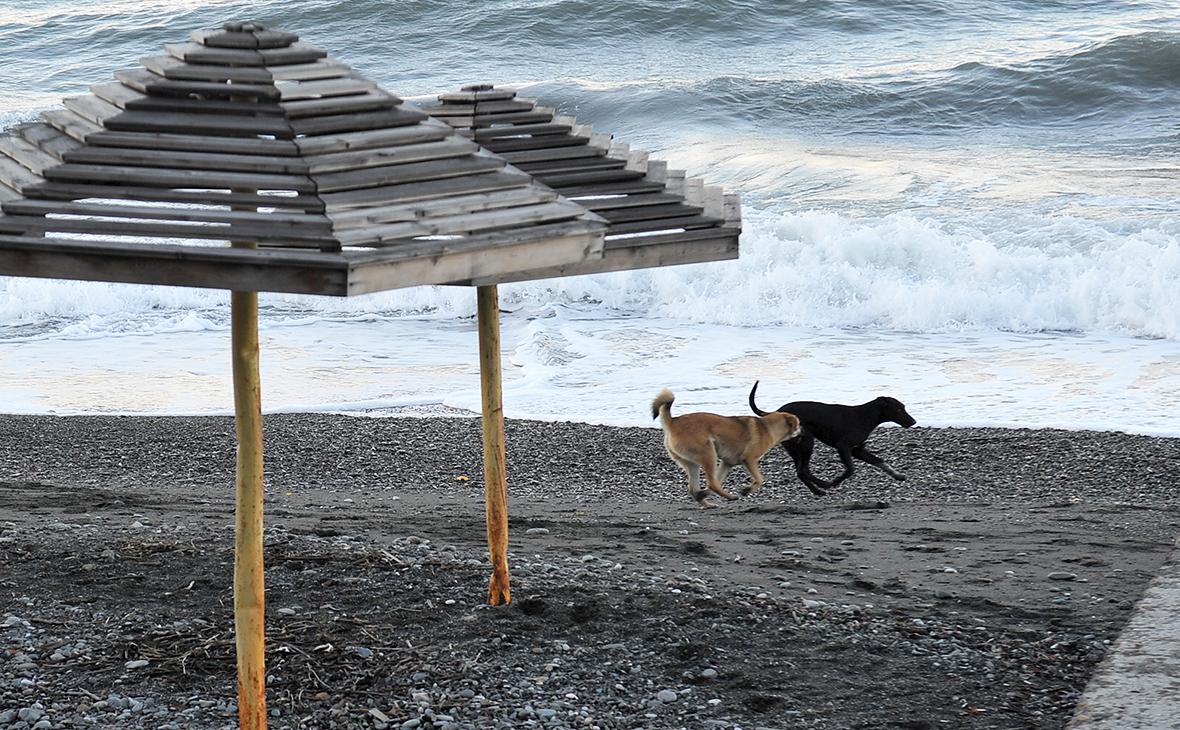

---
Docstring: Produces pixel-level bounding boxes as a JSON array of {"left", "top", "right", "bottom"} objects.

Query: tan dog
[{"left": 652, "top": 388, "right": 802, "bottom": 507}]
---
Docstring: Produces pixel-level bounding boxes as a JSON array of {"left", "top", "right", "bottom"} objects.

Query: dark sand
[{"left": 1, "top": 414, "right": 1178, "bottom": 729}]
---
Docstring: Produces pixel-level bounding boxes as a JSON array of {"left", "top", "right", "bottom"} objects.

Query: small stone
[
  {"left": 802, "top": 599, "right": 824, "bottom": 610},
  {"left": 33, "top": 720, "right": 52, "bottom": 730},
  {"left": 525, "top": 528, "right": 550, "bottom": 535},
  {"left": 124, "top": 659, "right": 149, "bottom": 670},
  {"left": 277, "top": 607, "right": 297, "bottom": 616},
  {"left": 656, "top": 689, "right": 678, "bottom": 703},
  {"left": 700, "top": 668, "right": 718, "bottom": 679},
  {"left": 1048, "top": 572, "right": 1079, "bottom": 581}
]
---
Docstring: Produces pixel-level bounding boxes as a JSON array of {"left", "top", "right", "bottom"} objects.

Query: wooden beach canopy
[
  {"left": 0, "top": 21, "right": 742, "bottom": 730},
  {"left": 418, "top": 84, "right": 741, "bottom": 281}
]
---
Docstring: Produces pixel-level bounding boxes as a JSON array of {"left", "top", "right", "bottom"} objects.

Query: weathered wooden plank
[
  {"left": 94, "top": 80, "right": 284, "bottom": 116},
  {"left": 268, "top": 59, "right": 353, "bottom": 82},
  {"left": 87, "top": 130, "right": 300, "bottom": 157},
  {"left": 104, "top": 109, "right": 294, "bottom": 138},
  {"left": 0, "top": 234, "right": 348, "bottom": 295},
  {"left": 288, "top": 106, "right": 427, "bottom": 136},
  {"left": 519, "top": 157, "right": 627, "bottom": 175},
  {"left": 723, "top": 193, "right": 742, "bottom": 225},
  {"left": 319, "top": 169, "right": 531, "bottom": 211},
  {"left": 314, "top": 154, "right": 505, "bottom": 194},
  {"left": 481, "top": 134, "right": 589, "bottom": 153},
  {"left": 497, "top": 144, "right": 605, "bottom": 165},
  {"left": 422, "top": 99, "right": 537, "bottom": 117},
  {"left": 2, "top": 199, "right": 330, "bottom": 230},
  {"left": 43, "top": 163, "right": 316, "bottom": 193},
  {"left": 0, "top": 135, "right": 63, "bottom": 175},
  {"left": 607, "top": 214, "right": 723, "bottom": 235},
  {"left": 472, "top": 122, "right": 572, "bottom": 141},
  {"left": 471, "top": 109, "right": 556, "bottom": 128},
  {"left": 280, "top": 89, "right": 398, "bottom": 119},
  {"left": 0, "top": 153, "right": 43, "bottom": 192},
  {"left": 597, "top": 203, "right": 703, "bottom": 224},
  {"left": 115, "top": 68, "right": 281, "bottom": 101},
  {"left": 275, "top": 76, "right": 379, "bottom": 101},
  {"left": 293, "top": 123, "right": 452, "bottom": 155},
  {"left": 437, "top": 89, "right": 517, "bottom": 103},
  {"left": 557, "top": 179, "right": 666, "bottom": 197},
  {"left": 579, "top": 193, "right": 683, "bottom": 211},
  {"left": 64, "top": 145, "right": 311, "bottom": 175},
  {"left": 166, "top": 41, "right": 326, "bottom": 66},
  {"left": 305, "top": 137, "right": 477, "bottom": 174},
  {"left": 191, "top": 27, "right": 299, "bottom": 50},
  {"left": 470, "top": 229, "right": 738, "bottom": 285},
  {"left": 142, "top": 54, "right": 273, "bottom": 83},
  {"left": 345, "top": 219, "right": 605, "bottom": 295},
  {"left": 337, "top": 200, "right": 581, "bottom": 245},
  {"left": 26, "top": 181, "right": 323, "bottom": 211},
  {"left": 0, "top": 213, "right": 332, "bottom": 246},
  {"left": 41, "top": 109, "right": 102, "bottom": 143},
  {"left": 703, "top": 185, "right": 724, "bottom": 219},
  {"left": 17, "top": 124, "right": 83, "bottom": 159},
  {"left": 62, "top": 95, "right": 122, "bottom": 127},
  {"left": 327, "top": 185, "right": 557, "bottom": 228}
]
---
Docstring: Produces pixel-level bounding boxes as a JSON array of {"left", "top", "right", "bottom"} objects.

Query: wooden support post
[
  {"left": 477, "top": 284, "right": 512, "bottom": 605},
  {"left": 232, "top": 242, "right": 267, "bottom": 729}
]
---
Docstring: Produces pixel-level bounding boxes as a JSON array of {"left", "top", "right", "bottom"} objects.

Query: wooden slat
[
  {"left": 597, "top": 203, "right": 703, "bottom": 224},
  {"left": 166, "top": 41, "right": 326, "bottom": 66},
  {"left": 115, "top": 68, "right": 281, "bottom": 101},
  {"left": 104, "top": 109, "right": 294, "bottom": 138},
  {"left": 314, "top": 154, "right": 505, "bottom": 194},
  {"left": 606, "top": 214, "right": 722, "bottom": 234},
  {"left": 41, "top": 109, "right": 103, "bottom": 143},
  {"left": 337, "top": 200, "right": 582, "bottom": 246},
  {"left": 268, "top": 60, "right": 354, "bottom": 82},
  {"left": 0, "top": 154, "right": 44, "bottom": 192},
  {"left": 87, "top": 130, "right": 300, "bottom": 157},
  {"left": 497, "top": 144, "right": 605, "bottom": 165},
  {"left": 423, "top": 99, "right": 537, "bottom": 117},
  {"left": 520, "top": 157, "right": 627, "bottom": 175},
  {"left": 304, "top": 137, "right": 476, "bottom": 174},
  {"left": 18, "top": 124, "right": 84, "bottom": 159},
  {"left": 580, "top": 193, "right": 683, "bottom": 211},
  {"left": 275, "top": 76, "right": 378, "bottom": 101},
  {"left": 62, "top": 95, "right": 122, "bottom": 127},
  {"left": 327, "top": 185, "right": 557, "bottom": 229},
  {"left": 26, "top": 181, "right": 323, "bottom": 211},
  {"left": 191, "top": 28, "right": 299, "bottom": 51},
  {"left": 288, "top": 106, "right": 427, "bottom": 136},
  {"left": 293, "top": 123, "right": 452, "bottom": 155},
  {"left": 0, "top": 234, "right": 348, "bottom": 295},
  {"left": 472, "top": 122, "right": 573, "bottom": 141},
  {"left": 64, "top": 145, "right": 311, "bottom": 175},
  {"left": 470, "top": 109, "right": 557, "bottom": 128},
  {"left": 0, "top": 213, "right": 331, "bottom": 246},
  {"left": 557, "top": 179, "right": 666, "bottom": 197},
  {"left": 438, "top": 89, "right": 517, "bottom": 103},
  {"left": 142, "top": 55, "right": 273, "bottom": 83},
  {"left": 280, "top": 89, "right": 398, "bottom": 119},
  {"left": 481, "top": 134, "right": 589, "bottom": 153},
  {"left": 2, "top": 199, "right": 330, "bottom": 230},
  {"left": 0, "top": 136, "right": 63, "bottom": 175},
  {"left": 43, "top": 163, "right": 316, "bottom": 193},
  {"left": 94, "top": 80, "right": 285, "bottom": 116},
  {"left": 319, "top": 169, "right": 531, "bottom": 211}
]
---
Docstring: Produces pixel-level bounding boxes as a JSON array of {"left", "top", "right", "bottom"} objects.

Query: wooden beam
[
  {"left": 231, "top": 242, "right": 268, "bottom": 730},
  {"left": 477, "top": 284, "right": 511, "bottom": 606}
]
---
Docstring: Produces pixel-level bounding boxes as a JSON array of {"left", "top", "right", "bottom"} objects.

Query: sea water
[{"left": 1, "top": 1, "right": 1178, "bottom": 434}]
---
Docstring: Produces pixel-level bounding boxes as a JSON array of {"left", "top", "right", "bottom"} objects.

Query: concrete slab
[{"left": 1068, "top": 537, "right": 1180, "bottom": 730}]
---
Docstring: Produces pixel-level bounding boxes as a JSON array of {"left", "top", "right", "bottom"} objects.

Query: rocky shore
[{"left": 1, "top": 414, "right": 1178, "bottom": 729}]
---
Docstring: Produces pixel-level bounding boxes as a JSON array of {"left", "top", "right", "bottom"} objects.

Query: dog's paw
[{"left": 739, "top": 487, "right": 752, "bottom": 497}]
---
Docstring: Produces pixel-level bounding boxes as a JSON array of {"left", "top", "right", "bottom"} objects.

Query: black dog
[{"left": 748, "top": 380, "right": 916, "bottom": 496}]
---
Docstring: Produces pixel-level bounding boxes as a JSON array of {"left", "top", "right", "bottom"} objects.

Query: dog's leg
[
  {"left": 852, "top": 445, "right": 906, "bottom": 481},
  {"left": 702, "top": 456, "right": 739, "bottom": 503},
  {"left": 826, "top": 447, "right": 857, "bottom": 488},
  {"left": 786, "top": 434, "right": 828, "bottom": 496},
  {"left": 739, "top": 457, "right": 765, "bottom": 497},
  {"left": 673, "top": 456, "right": 709, "bottom": 503}
]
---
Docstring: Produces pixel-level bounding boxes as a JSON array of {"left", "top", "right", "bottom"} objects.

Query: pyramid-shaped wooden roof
[
  {"left": 0, "top": 22, "right": 608, "bottom": 296},
  {"left": 417, "top": 84, "right": 741, "bottom": 283}
]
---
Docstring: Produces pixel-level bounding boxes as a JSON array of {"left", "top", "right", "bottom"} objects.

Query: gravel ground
[{"left": 1, "top": 414, "right": 1179, "bottom": 730}]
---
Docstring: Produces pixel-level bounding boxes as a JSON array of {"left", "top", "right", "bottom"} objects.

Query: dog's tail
[
  {"left": 651, "top": 388, "right": 675, "bottom": 429},
  {"left": 748, "top": 380, "right": 770, "bottom": 416}
]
